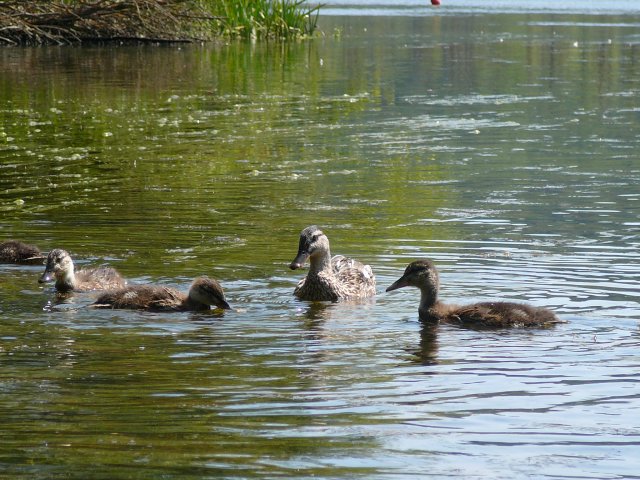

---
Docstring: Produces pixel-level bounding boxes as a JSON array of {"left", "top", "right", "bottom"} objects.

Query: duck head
[
  {"left": 386, "top": 259, "right": 440, "bottom": 297},
  {"left": 39, "top": 248, "right": 73, "bottom": 283},
  {"left": 289, "top": 225, "right": 330, "bottom": 270},
  {"left": 188, "top": 276, "right": 231, "bottom": 310}
]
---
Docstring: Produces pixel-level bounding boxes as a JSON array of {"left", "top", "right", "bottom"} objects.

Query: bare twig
[{"left": 0, "top": 0, "right": 215, "bottom": 45}]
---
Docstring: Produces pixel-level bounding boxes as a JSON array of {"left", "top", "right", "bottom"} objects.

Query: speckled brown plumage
[
  {"left": 0, "top": 240, "right": 45, "bottom": 264},
  {"left": 39, "top": 248, "right": 125, "bottom": 293},
  {"left": 289, "top": 226, "right": 376, "bottom": 301},
  {"left": 93, "top": 277, "right": 230, "bottom": 311},
  {"left": 386, "top": 259, "right": 562, "bottom": 328}
]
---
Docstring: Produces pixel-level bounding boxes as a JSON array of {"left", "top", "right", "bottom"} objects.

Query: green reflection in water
[{"left": 1, "top": 38, "right": 455, "bottom": 279}]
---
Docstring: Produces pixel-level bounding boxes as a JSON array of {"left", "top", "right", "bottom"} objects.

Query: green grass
[{"left": 202, "top": 0, "right": 322, "bottom": 39}]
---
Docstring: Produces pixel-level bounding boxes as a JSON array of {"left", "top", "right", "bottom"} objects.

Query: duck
[
  {"left": 39, "top": 248, "right": 125, "bottom": 293},
  {"left": 386, "top": 259, "right": 562, "bottom": 328},
  {"left": 92, "top": 276, "right": 231, "bottom": 311},
  {"left": 289, "top": 225, "right": 376, "bottom": 301},
  {"left": 0, "top": 240, "right": 46, "bottom": 264}
]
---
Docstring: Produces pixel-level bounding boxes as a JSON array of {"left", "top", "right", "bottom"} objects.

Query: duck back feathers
[
  {"left": 72, "top": 266, "right": 127, "bottom": 292},
  {"left": 93, "top": 277, "right": 230, "bottom": 311},
  {"left": 94, "top": 284, "right": 186, "bottom": 310},
  {"left": 450, "top": 301, "right": 560, "bottom": 328},
  {"left": 0, "top": 240, "right": 45, "bottom": 264}
]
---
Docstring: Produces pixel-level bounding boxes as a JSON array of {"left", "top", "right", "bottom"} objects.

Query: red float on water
[{"left": 431, "top": 0, "right": 441, "bottom": 5}]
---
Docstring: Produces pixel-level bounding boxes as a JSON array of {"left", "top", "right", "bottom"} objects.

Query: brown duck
[
  {"left": 386, "top": 259, "right": 562, "bottom": 328},
  {"left": 289, "top": 225, "right": 376, "bottom": 301},
  {"left": 0, "top": 240, "right": 46, "bottom": 265},
  {"left": 39, "top": 248, "right": 125, "bottom": 293},
  {"left": 92, "top": 277, "right": 231, "bottom": 311}
]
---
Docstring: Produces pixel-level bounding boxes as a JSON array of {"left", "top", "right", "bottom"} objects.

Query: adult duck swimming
[{"left": 289, "top": 225, "right": 376, "bottom": 301}]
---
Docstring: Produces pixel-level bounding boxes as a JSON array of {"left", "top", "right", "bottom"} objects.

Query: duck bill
[
  {"left": 386, "top": 276, "right": 409, "bottom": 292},
  {"left": 38, "top": 270, "right": 54, "bottom": 284},
  {"left": 217, "top": 299, "right": 232, "bottom": 310},
  {"left": 289, "top": 251, "right": 309, "bottom": 270}
]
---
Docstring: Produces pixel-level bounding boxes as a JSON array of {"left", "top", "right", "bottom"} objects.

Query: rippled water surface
[{"left": 1, "top": 3, "right": 640, "bottom": 479}]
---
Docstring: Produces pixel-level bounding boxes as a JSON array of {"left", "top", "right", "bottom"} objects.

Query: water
[
  {"left": 324, "top": 0, "right": 640, "bottom": 15},
  {"left": 1, "top": 3, "right": 640, "bottom": 479}
]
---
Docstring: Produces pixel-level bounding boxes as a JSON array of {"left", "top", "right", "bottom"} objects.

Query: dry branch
[{"left": 0, "top": 0, "right": 215, "bottom": 45}]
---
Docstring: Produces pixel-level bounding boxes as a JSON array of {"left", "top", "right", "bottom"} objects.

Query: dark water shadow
[{"left": 404, "top": 322, "right": 441, "bottom": 366}]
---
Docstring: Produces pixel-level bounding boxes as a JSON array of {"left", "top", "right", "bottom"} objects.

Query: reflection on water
[
  {"left": 1, "top": 7, "right": 640, "bottom": 480},
  {"left": 323, "top": 0, "right": 640, "bottom": 15}
]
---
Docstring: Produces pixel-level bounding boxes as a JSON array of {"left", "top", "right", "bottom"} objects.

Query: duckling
[
  {"left": 289, "top": 225, "right": 376, "bottom": 301},
  {"left": 0, "top": 240, "right": 46, "bottom": 264},
  {"left": 39, "top": 248, "right": 125, "bottom": 293},
  {"left": 386, "top": 259, "right": 562, "bottom": 328},
  {"left": 92, "top": 276, "right": 231, "bottom": 311}
]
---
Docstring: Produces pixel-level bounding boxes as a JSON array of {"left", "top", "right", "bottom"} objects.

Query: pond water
[{"left": 1, "top": 3, "right": 640, "bottom": 479}]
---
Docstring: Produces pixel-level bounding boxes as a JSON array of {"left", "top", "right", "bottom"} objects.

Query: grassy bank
[
  {"left": 0, "top": 0, "right": 322, "bottom": 45},
  {"left": 206, "top": 0, "right": 321, "bottom": 39}
]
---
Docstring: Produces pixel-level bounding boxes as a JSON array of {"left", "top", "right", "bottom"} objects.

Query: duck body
[
  {"left": 289, "top": 225, "right": 376, "bottom": 301},
  {"left": 0, "top": 240, "right": 45, "bottom": 264},
  {"left": 39, "top": 248, "right": 125, "bottom": 293},
  {"left": 386, "top": 259, "right": 562, "bottom": 328},
  {"left": 418, "top": 300, "right": 560, "bottom": 328},
  {"left": 93, "top": 277, "right": 230, "bottom": 311}
]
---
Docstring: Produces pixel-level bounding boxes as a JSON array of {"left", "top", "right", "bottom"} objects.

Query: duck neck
[
  {"left": 418, "top": 284, "right": 438, "bottom": 315},
  {"left": 56, "top": 265, "right": 76, "bottom": 292},
  {"left": 308, "top": 248, "right": 332, "bottom": 277},
  {"left": 182, "top": 294, "right": 208, "bottom": 311}
]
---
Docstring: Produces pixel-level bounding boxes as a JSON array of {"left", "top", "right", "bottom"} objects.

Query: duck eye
[{"left": 311, "top": 235, "right": 319, "bottom": 243}]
